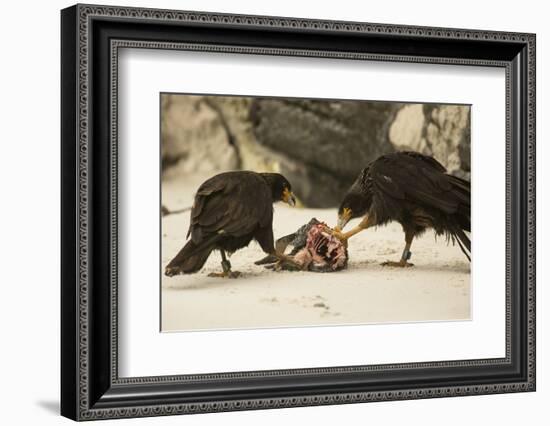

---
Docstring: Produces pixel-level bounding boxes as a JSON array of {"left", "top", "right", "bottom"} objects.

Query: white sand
[{"left": 161, "top": 178, "right": 471, "bottom": 332}]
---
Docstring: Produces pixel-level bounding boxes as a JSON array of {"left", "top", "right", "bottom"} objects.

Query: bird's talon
[
  {"left": 381, "top": 260, "right": 414, "bottom": 268},
  {"left": 208, "top": 270, "right": 242, "bottom": 278},
  {"left": 164, "top": 266, "right": 182, "bottom": 277},
  {"left": 331, "top": 230, "right": 349, "bottom": 247},
  {"left": 271, "top": 255, "right": 303, "bottom": 271}
]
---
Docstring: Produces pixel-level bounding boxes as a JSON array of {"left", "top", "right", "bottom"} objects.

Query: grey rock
[
  {"left": 161, "top": 95, "right": 471, "bottom": 207},
  {"left": 252, "top": 99, "right": 399, "bottom": 171},
  {"left": 161, "top": 94, "right": 239, "bottom": 177},
  {"left": 389, "top": 103, "right": 471, "bottom": 178}
]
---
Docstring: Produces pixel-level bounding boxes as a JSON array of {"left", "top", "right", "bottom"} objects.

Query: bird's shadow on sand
[
  {"left": 163, "top": 259, "right": 470, "bottom": 291},
  {"left": 164, "top": 269, "right": 305, "bottom": 291},
  {"left": 373, "top": 262, "right": 470, "bottom": 274},
  {"left": 407, "top": 262, "right": 471, "bottom": 274},
  {"left": 340, "top": 258, "right": 471, "bottom": 274}
]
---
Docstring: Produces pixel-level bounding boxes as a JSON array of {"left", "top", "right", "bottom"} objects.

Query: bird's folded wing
[
  {"left": 189, "top": 174, "right": 273, "bottom": 243},
  {"left": 370, "top": 153, "right": 462, "bottom": 214}
]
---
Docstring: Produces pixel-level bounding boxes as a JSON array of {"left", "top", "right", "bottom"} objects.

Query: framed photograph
[{"left": 61, "top": 3, "right": 536, "bottom": 421}]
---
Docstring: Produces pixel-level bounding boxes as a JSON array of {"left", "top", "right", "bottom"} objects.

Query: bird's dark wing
[
  {"left": 187, "top": 172, "right": 273, "bottom": 244},
  {"left": 399, "top": 151, "right": 447, "bottom": 173},
  {"left": 370, "top": 152, "right": 467, "bottom": 214}
]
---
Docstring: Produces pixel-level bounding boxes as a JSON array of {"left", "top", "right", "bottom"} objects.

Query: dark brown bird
[
  {"left": 164, "top": 171, "right": 296, "bottom": 278},
  {"left": 334, "top": 151, "right": 470, "bottom": 267}
]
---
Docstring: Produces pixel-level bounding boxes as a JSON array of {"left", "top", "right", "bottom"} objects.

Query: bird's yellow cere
[{"left": 282, "top": 187, "right": 297, "bottom": 207}]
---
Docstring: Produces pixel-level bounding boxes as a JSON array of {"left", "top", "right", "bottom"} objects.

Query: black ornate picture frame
[{"left": 61, "top": 3, "right": 536, "bottom": 421}]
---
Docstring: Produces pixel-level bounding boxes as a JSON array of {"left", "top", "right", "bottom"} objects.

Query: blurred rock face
[
  {"left": 161, "top": 95, "right": 239, "bottom": 177},
  {"left": 161, "top": 95, "right": 470, "bottom": 207},
  {"left": 389, "top": 104, "right": 470, "bottom": 178},
  {"left": 250, "top": 99, "right": 399, "bottom": 207}
]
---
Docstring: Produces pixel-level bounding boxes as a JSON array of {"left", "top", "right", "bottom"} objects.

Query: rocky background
[{"left": 161, "top": 94, "right": 470, "bottom": 208}]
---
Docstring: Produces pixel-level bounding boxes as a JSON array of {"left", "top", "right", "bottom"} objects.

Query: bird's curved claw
[
  {"left": 329, "top": 228, "right": 349, "bottom": 247},
  {"left": 381, "top": 260, "right": 414, "bottom": 268},
  {"left": 265, "top": 254, "right": 303, "bottom": 271},
  {"left": 164, "top": 265, "right": 182, "bottom": 277},
  {"left": 208, "top": 271, "right": 242, "bottom": 278}
]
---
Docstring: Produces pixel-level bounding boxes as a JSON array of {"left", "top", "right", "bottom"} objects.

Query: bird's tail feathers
[
  {"left": 452, "top": 226, "right": 471, "bottom": 262},
  {"left": 447, "top": 175, "right": 470, "bottom": 204},
  {"left": 164, "top": 234, "right": 222, "bottom": 276},
  {"left": 448, "top": 175, "right": 471, "bottom": 233},
  {"left": 455, "top": 207, "right": 471, "bottom": 233}
]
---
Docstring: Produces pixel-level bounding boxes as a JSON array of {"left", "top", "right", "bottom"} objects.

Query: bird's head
[
  {"left": 260, "top": 173, "right": 296, "bottom": 207},
  {"left": 337, "top": 193, "right": 369, "bottom": 230}
]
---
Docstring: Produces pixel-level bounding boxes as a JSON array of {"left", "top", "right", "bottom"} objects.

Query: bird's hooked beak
[
  {"left": 336, "top": 208, "right": 352, "bottom": 231},
  {"left": 282, "top": 188, "right": 297, "bottom": 207}
]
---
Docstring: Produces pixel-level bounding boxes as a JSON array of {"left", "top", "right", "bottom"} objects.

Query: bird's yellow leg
[
  {"left": 381, "top": 230, "right": 414, "bottom": 267},
  {"left": 208, "top": 250, "right": 242, "bottom": 278},
  {"left": 332, "top": 215, "right": 371, "bottom": 243}
]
